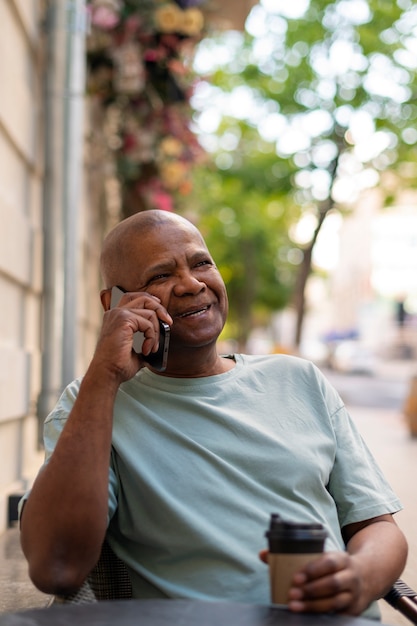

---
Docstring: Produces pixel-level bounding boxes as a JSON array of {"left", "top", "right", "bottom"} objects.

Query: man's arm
[
  {"left": 20, "top": 293, "right": 171, "bottom": 595},
  {"left": 20, "top": 366, "right": 121, "bottom": 595},
  {"left": 287, "top": 514, "right": 408, "bottom": 615}
]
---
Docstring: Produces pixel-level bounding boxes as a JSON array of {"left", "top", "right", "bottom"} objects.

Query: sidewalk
[{"left": 0, "top": 525, "right": 50, "bottom": 613}]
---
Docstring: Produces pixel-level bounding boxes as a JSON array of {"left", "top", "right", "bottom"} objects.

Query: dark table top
[{"left": 0, "top": 599, "right": 388, "bottom": 626}]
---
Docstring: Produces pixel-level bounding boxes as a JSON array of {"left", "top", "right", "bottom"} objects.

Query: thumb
[{"left": 259, "top": 549, "right": 269, "bottom": 564}]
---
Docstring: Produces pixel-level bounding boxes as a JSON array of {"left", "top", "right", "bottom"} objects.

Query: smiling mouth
[{"left": 177, "top": 305, "right": 210, "bottom": 319}]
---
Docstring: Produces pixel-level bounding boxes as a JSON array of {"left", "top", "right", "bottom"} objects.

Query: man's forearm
[
  {"left": 20, "top": 367, "right": 121, "bottom": 594},
  {"left": 346, "top": 517, "right": 408, "bottom": 609}
]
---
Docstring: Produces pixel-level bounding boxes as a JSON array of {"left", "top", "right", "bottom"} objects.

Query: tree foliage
[
  {"left": 182, "top": 120, "right": 301, "bottom": 348},
  {"left": 190, "top": 0, "right": 417, "bottom": 346}
]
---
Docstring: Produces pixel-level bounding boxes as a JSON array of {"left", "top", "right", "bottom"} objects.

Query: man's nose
[{"left": 173, "top": 271, "right": 206, "bottom": 295}]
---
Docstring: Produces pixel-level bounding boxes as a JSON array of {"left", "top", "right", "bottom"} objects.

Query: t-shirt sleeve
[
  {"left": 326, "top": 400, "right": 402, "bottom": 528},
  {"left": 288, "top": 360, "right": 402, "bottom": 530}
]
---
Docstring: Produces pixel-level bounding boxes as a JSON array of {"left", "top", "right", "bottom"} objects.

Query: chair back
[
  {"left": 54, "top": 539, "right": 132, "bottom": 604},
  {"left": 90, "top": 538, "right": 132, "bottom": 600}
]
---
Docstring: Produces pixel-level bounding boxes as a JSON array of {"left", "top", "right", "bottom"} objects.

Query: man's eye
[
  {"left": 149, "top": 273, "right": 169, "bottom": 283},
  {"left": 195, "top": 260, "right": 212, "bottom": 268}
]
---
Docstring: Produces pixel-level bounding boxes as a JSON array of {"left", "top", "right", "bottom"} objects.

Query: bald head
[{"left": 100, "top": 210, "right": 204, "bottom": 288}]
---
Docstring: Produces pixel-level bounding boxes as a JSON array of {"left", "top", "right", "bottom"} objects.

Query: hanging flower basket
[{"left": 86, "top": 0, "right": 208, "bottom": 216}]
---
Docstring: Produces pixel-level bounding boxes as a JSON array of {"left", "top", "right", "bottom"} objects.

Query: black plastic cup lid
[{"left": 266, "top": 513, "right": 327, "bottom": 541}]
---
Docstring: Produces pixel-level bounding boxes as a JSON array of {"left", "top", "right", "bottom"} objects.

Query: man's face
[{"left": 118, "top": 220, "right": 228, "bottom": 350}]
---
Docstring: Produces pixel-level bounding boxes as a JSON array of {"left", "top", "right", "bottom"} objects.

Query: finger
[
  {"left": 289, "top": 565, "right": 358, "bottom": 612},
  {"left": 130, "top": 301, "right": 173, "bottom": 328},
  {"left": 290, "top": 568, "right": 347, "bottom": 599},
  {"left": 106, "top": 308, "right": 158, "bottom": 355},
  {"left": 117, "top": 291, "right": 160, "bottom": 306},
  {"left": 288, "top": 589, "right": 353, "bottom": 614},
  {"left": 295, "top": 552, "right": 348, "bottom": 583},
  {"left": 119, "top": 292, "right": 173, "bottom": 325},
  {"left": 128, "top": 310, "right": 162, "bottom": 355},
  {"left": 259, "top": 549, "right": 268, "bottom": 564}
]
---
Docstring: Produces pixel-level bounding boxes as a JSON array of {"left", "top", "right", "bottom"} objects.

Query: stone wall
[
  {"left": 0, "top": 1, "right": 113, "bottom": 534},
  {"left": 0, "top": 0, "right": 45, "bottom": 533}
]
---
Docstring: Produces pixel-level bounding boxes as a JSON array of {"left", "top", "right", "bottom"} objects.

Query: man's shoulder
[
  {"left": 235, "top": 352, "right": 326, "bottom": 389},
  {"left": 236, "top": 352, "right": 318, "bottom": 372},
  {"left": 44, "top": 377, "right": 83, "bottom": 423}
]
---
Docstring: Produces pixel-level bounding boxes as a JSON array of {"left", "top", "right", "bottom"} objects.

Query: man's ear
[{"left": 100, "top": 289, "right": 112, "bottom": 311}]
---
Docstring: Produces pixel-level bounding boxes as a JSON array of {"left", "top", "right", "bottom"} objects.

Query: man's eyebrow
[
  {"left": 142, "top": 250, "right": 212, "bottom": 279},
  {"left": 144, "top": 261, "right": 174, "bottom": 276},
  {"left": 190, "top": 249, "right": 212, "bottom": 261},
  {"left": 146, "top": 250, "right": 210, "bottom": 272}
]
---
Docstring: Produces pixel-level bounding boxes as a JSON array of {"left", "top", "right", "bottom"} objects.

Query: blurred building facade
[
  {"left": 0, "top": 1, "right": 46, "bottom": 533},
  {"left": 301, "top": 187, "right": 417, "bottom": 367},
  {"left": 0, "top": 0, "right": 110, "bottom": 534}
]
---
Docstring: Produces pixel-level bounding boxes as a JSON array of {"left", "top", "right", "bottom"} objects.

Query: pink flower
[
  {"left": 153, "top": 191, "right": 174, "bottom": 212},
  {"left": 123, "top": 133, "right": 137, "bottom": 152},
  {"left": 143, "top": 179, "right": 174, "bottom": 212},
  {"left": 143, "top": 48, "right": 165, "bottom": 63},
  {"left": 124, "top": 15, "right": 142, "bottom": 37},
  {"left": 91, "top": 6, "right": 120, "bottom": 30},
  {"left": 86, "top": 0, "right": 207, "bottom": 213}
]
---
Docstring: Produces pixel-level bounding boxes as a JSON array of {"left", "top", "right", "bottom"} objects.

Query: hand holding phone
[{"left": 110, "top": 286, "right": 170, "bottom": 372}]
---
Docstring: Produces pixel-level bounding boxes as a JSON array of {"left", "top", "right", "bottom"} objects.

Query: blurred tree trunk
[
  {"left": 292, "top": 201, "right": 332, "bottom": 348},
  {"left": 235, "top": 238, "right": 257, "bottom": 350},
  {"left": 292, "top": 132, "right": 345, "bottom": 347}
]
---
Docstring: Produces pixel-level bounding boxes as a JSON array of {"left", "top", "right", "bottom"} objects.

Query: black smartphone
[{"left": 110, "top": 285, "right": 170, "bottom": 372}]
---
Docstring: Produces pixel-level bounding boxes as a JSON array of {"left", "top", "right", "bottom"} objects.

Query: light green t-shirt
[{"left": 38, "top": 354, "right": 402, "bottom": 617}]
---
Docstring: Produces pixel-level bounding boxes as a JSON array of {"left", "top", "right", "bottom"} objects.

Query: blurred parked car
[{"left": 330, "top": 340, "right": 376, "bottom": 375}]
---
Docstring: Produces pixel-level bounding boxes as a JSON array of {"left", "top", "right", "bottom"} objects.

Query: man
[{"left": 20, "top": 210, "right": 407, "bottom": 618}]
